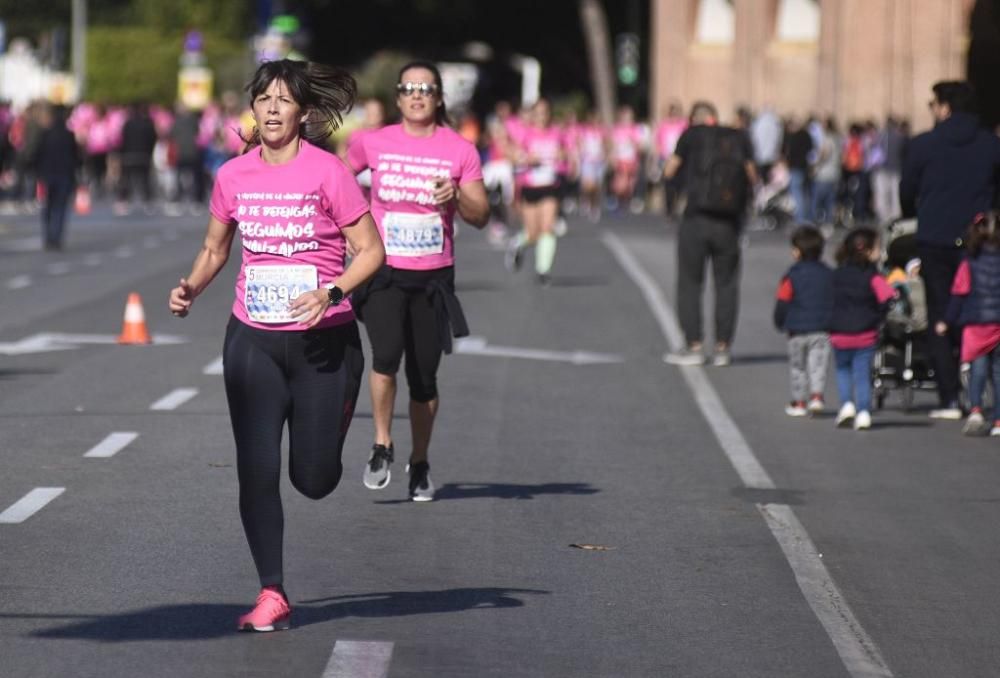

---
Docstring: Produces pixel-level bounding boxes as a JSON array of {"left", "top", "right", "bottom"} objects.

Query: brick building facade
[{"left": 650, "top": 0, "right": 973, "bottom": 130}]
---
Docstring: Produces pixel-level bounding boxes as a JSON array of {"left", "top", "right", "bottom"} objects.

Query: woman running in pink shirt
[
  {"left": 168, "top": 59, "right": 385, "bottom": 633},
  {"left": 347, "top": 61, "right": 489, "bottom": 502}
]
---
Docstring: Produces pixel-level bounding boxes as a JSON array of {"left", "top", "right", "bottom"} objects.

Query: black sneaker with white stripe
[
  {"left": 363, "top": 443, "right": 393, "bottom": 489},
  {"left": 406, "top": 461, "right": 435, "bottom": 502}
]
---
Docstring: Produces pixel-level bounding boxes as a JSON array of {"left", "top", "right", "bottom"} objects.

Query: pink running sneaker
[{"left": 237, "top": 587, "right": 291, "bottom": 632}]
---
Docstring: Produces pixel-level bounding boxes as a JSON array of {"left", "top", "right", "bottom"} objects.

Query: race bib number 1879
[
  {"left": 244, "top": 264, "right": 318, "bottom": 323},
  {"left": 383, "top": 211, "right": 445, "bottom": 257}
]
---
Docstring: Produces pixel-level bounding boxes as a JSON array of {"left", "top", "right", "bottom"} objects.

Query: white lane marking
[
  {"left": 150, "top": 388, "right": 198, "bottom": 411},
  {"left": 46, "top": 262, "right": 72, "bottom": 276},
  {"left": 203, "top": 356, "right": 224, "bottom": 375},
  {"left": 0, "top": 488, "right": 65, "bottom": 524},
  {"left": 603, "top": 232, "right": 894, "bottom": 678},
  {"left": 455, "top": 336, "right": 623, "bottom": 365},
  {"left": 84, "top": 432, "right": 139, "bottom": 458},
  {"left": 322, "top": 641, "right": 394, "bottom": 678},
  {"left": 0, "top": 332, "right": 188, "bottom": 356},
  {"left": 6, "top": 275, "right": 31, "bottom": 290}
]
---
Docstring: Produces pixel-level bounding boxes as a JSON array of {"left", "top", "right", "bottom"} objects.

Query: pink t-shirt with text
[
  {"left": 210, "top": 140, "right": 370, "bottom": 331},
  {"left": 519, "top": 126, "right": 564, "bottom": 188},
  {"left": 347, "top": 124, "right": 483, "bottom": 271}
]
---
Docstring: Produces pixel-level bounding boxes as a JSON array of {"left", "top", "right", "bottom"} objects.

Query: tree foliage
[{"left": 86, "top": 27, "right": 249, "bottom": 105}]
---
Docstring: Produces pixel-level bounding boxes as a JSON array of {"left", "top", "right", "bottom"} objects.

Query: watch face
[{"left": 328, "top": 286, "right": 344, "bottom": 305}]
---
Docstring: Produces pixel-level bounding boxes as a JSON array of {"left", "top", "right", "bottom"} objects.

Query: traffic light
[{"left": 616, "top": 33, "right": 640, "bottom": 86}]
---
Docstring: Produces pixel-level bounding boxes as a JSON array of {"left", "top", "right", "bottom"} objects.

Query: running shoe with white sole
[
  {"left": 929, "top": 403, "right": 963, "bottom": 420},
  {"left": 835, "top": 402, "right": 856, "bottom": 428},
  {"left": 963, "top": 411, "right": 987, "bottom": 436},
  {"left": 785, "top": 402, "right": 808, "bottom": 417},
  {"left": 407, "top": 461, "right": 435, "bottom": 502},
  {"left": 504, "top": 240, "right": 524, "bottom": 273},
  {"left": 854, "top": 410, "right": 872, "bottom": 430},
  {"left": 663, "top": 347, "right": 706, "bottom": 366},
  {"left": 237, "top": 587, "right": 291, "bottom": 632},
  {"left": 991, "top": 421, "right": 1000, "bottom": 437},
  {"left": 807, "top": 396, "right": 825, "bottom": 414},
  {"left": 363, "top": 443, "right": 394, "bottom": 490}
]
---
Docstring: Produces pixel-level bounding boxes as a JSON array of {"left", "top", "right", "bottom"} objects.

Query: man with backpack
[{"left": 662, "top": 100, "right": 757, "bottom": 366}]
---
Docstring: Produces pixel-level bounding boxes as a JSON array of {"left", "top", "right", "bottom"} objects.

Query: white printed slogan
[
  {"left": 235, "top": 191, "right": 322, "bottom": 258},
  {"left": 374, "top": 153, "right": 451, "bottom": 257}
]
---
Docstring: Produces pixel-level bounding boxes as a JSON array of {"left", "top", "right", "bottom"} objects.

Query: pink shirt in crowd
[
  {"left": 519, "top": 126, "right": 563, "bottom": 188},
  {"left": 950, "top": 259, "right": 1000, "bottom": 363},
  {"left": 830, "top": 275, "right": 897, "bottom": 349},
  {"left": 578, "top": 124, "right": 607, "bottom": 163},
  {"left": 611, "top": 123, "right": 644, "bottom": 165},
  {"left": 347, "top": 123, "right": 483, "bottom": 271},
  {"left": 210, "top": 140, "right": 370, "bottom": 330},
  {"left": 655, "top": 118, "right": 688, "bottom": 159}
]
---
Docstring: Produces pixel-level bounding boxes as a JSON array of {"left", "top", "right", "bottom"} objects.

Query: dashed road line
[
  {"left": 84, "top": 432, "right": 139, "bottom": 458},
  {"left": 322, "top": 641, "right": 394, "bottom": 678},
  {"left": 203, "top": 356, "right": 224, "bottom": 375},
  {"left": 6, "top": 275, "right": 31, "bottom": 290},
  {"left": 603, "top": 232, "right": 894, "bottom": 678},
  {"left": 0, "top": 488, "right": 65, "bottom": 524},
  {"left": 150, "top": 388, "right": 199, "bottom": 411},
  {"left": 45, "top": 262, "right": 72, "bottom": 276}
]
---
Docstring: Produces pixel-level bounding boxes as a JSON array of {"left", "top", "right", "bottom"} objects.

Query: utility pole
[{"left": 72, "top": 0, "right": 86, "bottom": 98}]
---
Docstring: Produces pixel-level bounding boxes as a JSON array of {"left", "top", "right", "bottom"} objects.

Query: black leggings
[
  {"left": 362, "top": 267, "right": 449, "bottom": 402},
  {"left": 223, "top": 316, "right": 363, "bottom": 588}
]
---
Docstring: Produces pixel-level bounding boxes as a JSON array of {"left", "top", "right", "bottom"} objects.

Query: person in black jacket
[
  {"left": 899, "top": 80, "right": 1000, "bottom": 419},
  {"left": 33, "top": 105, "right": 78, "bottom": 251},
  {"left": 774, "top": 225, "right": 833, "bottom": 416},
  {"left": 115, "top": 101, "right": 157, "bottom": 216}
]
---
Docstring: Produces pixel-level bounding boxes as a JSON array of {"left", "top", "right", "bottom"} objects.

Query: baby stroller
[
  {"left": 749, "top": 162, "right": 795, "bottom": 232},
  {"left": 872, "top": 218, "right": 937, "bottom": 410}
]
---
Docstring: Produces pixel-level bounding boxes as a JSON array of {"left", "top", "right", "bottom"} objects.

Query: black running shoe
[
  {"left": 406, "top": 461, "right": 435, "bottom": 502},
  {"left": 362, "top": 443, "right": 394, "bottom": 489}
]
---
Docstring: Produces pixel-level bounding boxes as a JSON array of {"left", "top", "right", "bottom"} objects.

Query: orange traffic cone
[
  {"left": 118, "top": 292, "right": 152, "bottom": 344},
  {"left": 74, "top": 186, "right": 91, "bottom": 215}
]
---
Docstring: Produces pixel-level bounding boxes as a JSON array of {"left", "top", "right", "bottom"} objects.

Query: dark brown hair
[
  {"left": 791, "top": 225, "right": 824, "bottom": 261},
  {"left": 835, "top": 227, "right": 879, "bottom": 266},
  {"left": 966, "top": 211, "right": 1000, "bottom": 256},
  {"left": 242, "top": 59, "right": 356, "bottom": 150}
]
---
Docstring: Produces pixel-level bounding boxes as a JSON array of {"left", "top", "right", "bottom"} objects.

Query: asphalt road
[{"left": 1, "top": 202, "right": 999, "bottom": 678}]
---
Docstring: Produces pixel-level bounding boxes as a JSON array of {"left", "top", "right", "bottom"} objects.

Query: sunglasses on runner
[{"left": 396, "top": 82, "right": 439, "bottom": 97}]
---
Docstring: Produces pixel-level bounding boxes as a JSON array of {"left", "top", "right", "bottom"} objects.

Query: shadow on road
[
  {"left": 18, "top": 587, "right": 548, "bottom": 642},
  {"left": 373, "top": 482, "right": 600, "bottom": 504}
]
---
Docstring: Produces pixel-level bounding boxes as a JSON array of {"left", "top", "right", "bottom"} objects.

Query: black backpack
[{"left": 688, "top": 127, "right": 750, "bottom": 217}]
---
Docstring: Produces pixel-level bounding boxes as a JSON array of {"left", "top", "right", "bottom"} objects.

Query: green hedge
[{"left": 86, "top": 26, "right": 250, "bottom": 105}]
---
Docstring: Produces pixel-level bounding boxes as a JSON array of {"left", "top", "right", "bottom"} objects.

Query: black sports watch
[{"left": 326, "top": 285, "right": 345, "bottom": 305}]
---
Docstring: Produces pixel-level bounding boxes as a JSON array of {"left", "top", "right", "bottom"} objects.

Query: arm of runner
[
  {"left": 435, "top": 177, "right": 489, "bottom": 228},
  {"left": 287, "top": 212, "right": 385, "bottom": 328},
  {"left": 169, "top": 215, "right": 236, "bottom": 317}
]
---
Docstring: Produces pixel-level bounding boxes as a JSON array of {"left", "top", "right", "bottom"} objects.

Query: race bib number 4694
[
  {"left": 383, "top": 211, "right": 445, "bottom": 257},
  {"left": 244, "top": 264, "right": 317, "bottom": 323}
]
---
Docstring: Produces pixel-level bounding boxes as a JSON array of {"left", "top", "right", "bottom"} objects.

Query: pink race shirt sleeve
[
  {"left": 322, "top": 154, "right": 370, "bottom": 227},
  {"left": 345, "top": 131, "right": 370, "bottom": 174},
  {"left": 210, "top": 164, "right": 236, "bottom": 224}
]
